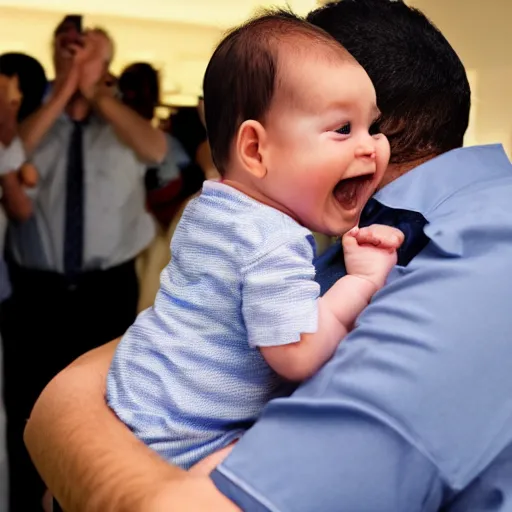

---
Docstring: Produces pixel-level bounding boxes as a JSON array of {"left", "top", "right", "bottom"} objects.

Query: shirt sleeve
[
  {"left": 211, "top": 405, "right": 443, "bottom": 512},
  {"left": 241, "top": 234, "right": 319, "bottom": 348},
  {"left": 212, "top": 224, "right": 512, "bottom": 511},
  {"left": 0, "top": 137, "right": 25, "bottom": 175}
]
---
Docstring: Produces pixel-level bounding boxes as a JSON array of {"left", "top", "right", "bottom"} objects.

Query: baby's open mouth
[{"left": 333, "top": 174, "right": 375, "bottom": 210}]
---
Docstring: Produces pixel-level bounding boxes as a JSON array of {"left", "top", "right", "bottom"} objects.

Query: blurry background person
[
  {"left": 0, "top": 51, "right": 47, "bottom": 512},
  {"left": 0, "top": 16, "right": 168, "bottom": 511},
  {"left": 117, "top": 61, "right": 191, "bottom": 311}
]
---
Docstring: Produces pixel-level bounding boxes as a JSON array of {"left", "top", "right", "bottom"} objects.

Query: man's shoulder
[
  {"left": 424, "top": 171, "right": 512, "bottom": 264},
  {"left": 332, "top": 212, "right": 512, "bottom": 491}
]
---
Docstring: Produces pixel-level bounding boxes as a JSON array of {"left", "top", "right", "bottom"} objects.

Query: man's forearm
[
  {"left": 92, "top": 92, "right": 167, "bottom": 164},
  {"left": 24, "top": 340, "right": 237, "bottom": 512},
  {"left": 25, "top": 340, "right": 171, "bottom": 511},
  {"left": 19, "top": 87, "right": 71, "bottom": 156}
]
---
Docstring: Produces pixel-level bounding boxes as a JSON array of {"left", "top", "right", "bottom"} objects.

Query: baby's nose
[{"left": 355, "top": 143, "right": 376, "bottom": 159}]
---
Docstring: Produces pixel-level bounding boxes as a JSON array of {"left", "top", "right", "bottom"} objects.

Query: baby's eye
[{"left": 334, "top": 123, "right": 351, "bottom": 135}]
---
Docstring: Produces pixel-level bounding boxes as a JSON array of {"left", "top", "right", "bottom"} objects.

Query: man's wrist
[
  {"left": 88, "top": 87, "right": 110, "bottom": 108},
  {"left": 53, "top": 72, "right": 77, "bottom": 102}
]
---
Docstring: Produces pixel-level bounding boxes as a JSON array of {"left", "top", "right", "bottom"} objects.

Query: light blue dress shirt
[
  {"left": 153, "top": 134, "right": 191, "bottom": 187},
  {"left": 107, "top": 181, "right": 318, "bottom": 469},
  {"left": 6, "top": 116, "right": 156, "bottom": 272},
  {"left": 0, "top": 137, "right": 25, "bottom": 176},
  {"left": 212, "top": 144, "right": 512, "bottom": 511}
]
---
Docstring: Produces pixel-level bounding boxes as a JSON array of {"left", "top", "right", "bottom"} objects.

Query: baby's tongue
[{"left": 334, "top": 177, "right": 367, "bottom": 209}]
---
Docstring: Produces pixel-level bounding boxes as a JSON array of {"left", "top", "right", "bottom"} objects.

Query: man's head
[
  {"left": 53, "top": 16, "right": 114, "bottom": 76},
  {"left": 308, "top": 0, "right": 470, "bottom": 179},
  {"left": 203, "top": 10, "right": 390, "bottom": 236}
]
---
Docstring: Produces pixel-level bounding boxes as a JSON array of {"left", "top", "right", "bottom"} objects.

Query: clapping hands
[{"left": 55, "top": 29, "right": 112, "bottom": 101}]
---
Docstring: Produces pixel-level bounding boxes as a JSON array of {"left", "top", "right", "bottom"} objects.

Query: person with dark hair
[
  {"left": 117, "top": 63, "right": 193, "bottom": 225},
  {"left": 0, "top": 50, "right": 47, "bottom": 512},
  {"left": 0, "top": 52, "right": 47, "bottom": 191},
  {"left": 118, "top": 62, "right": 159, "bottom": 121},
  {"left": 107, "top": 9, "right": 401, "bottom": 470},
  {"left": 308, "top": 0, "right": 470, "bottom": 179},
  {"left": 0, "top": 18, "right": 168, "bottom": 512},
  {"left": 0, "top": 52, "right": 48, "bottom": 123},
  {"left": 23, "top": 1, "right": 512, "bottom": 511}
]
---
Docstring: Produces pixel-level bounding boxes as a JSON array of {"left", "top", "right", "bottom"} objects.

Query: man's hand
[
  {"left": 77, "top": 30, "right": 112, "bottom": 100},
  {"left": 343, "top": 225, "right": 404, "bottom": 289},
  {"left": 51, "top": 52, "right": 81, "bottom": 104},
  {"left": 18, "top": 163, "right": 38, "bottom": 188}
]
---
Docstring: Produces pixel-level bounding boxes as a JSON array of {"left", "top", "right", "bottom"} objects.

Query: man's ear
[{"left": 236, "top": 120, "right": 268, "bottom": 179}]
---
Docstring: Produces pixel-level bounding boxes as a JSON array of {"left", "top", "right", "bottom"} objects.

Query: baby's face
[{"left": 261, "top": 55, "right": 389, "bottom": 236}]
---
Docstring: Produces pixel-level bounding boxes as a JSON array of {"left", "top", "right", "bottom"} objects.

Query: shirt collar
[{"left": 374, "top": 144, "right": 512, "bottom": 217}]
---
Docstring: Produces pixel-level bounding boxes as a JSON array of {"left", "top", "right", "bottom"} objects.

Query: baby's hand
[{"left": 343, "top": 225, "right": 404, "bottom": 289}]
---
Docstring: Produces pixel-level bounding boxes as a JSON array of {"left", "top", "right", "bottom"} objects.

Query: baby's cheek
[{"left": 377, "top": 135, "right": 391, "bottom": 166}]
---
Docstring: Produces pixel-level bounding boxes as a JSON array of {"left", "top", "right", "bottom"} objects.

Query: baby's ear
[{"left": 236, "top": 119, "right": 268, "bottom": 179}]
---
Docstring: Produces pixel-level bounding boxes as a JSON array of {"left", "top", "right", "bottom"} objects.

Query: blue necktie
[
  {"left": 315, "top": 198, "right": 429, "bottom": 295},
  {"left": 63, "top": 120, "right": 85, "bottom": 276}
]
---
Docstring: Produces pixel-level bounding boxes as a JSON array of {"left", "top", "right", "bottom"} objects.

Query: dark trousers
[{"left": 0, "top": 259, "right": 139, "bottom": 512}]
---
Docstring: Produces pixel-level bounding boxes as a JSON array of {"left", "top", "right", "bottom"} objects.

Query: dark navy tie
[
  {"left": 315, "top": 198, "right": 429, "bottom": 295},
  {"left": 63, "top": 120, "right": 85, "bottom": 276}
]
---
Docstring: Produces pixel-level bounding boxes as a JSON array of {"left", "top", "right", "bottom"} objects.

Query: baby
[{"left": 107, "top": 11, "right": 403, "bottom": 469}]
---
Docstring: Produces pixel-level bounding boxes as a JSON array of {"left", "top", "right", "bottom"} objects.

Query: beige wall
[{"left": 410, "top": 0, "right": 512, "bottom": 155}]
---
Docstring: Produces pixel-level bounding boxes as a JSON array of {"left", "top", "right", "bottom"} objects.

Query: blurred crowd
[{"left": 0, "top": 14, "right": 220, "bottom": 511}]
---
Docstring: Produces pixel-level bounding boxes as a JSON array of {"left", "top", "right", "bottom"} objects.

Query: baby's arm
[{"left": 261, "top": 225, "right": 404, "bottom": 381}]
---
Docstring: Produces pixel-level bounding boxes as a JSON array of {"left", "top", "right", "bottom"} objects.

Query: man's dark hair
[
  {"left": 308, "top": 0, "right": 471, "bottom": 164},
  {"left": 203, "top": 9, "right": 347, "bottom": 174}
]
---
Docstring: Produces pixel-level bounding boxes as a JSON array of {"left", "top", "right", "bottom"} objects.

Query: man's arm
[
  {"left": 24, "top": 340, "right": 238, "bottom": 512},
  {"left": 90, "top": 92, "right": 167, "bottom": 164},
  {"left": 18, "top": 66, "right": 77, "bottom": 156}
]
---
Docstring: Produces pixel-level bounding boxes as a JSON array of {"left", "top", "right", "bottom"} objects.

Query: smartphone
[{"left": 64, "top": 14, "right": 82, "bottom": 34}]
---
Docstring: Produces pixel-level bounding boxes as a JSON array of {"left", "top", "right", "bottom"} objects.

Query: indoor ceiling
[{"left": 0, "top": 0, "right": 324, "bottom": 28}]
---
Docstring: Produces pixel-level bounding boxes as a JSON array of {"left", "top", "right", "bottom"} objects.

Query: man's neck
[
  {"left": 377, "top": 154, "right": 437, "bottom": 191},
  {"left": 66, "top": 95, "right": 91, "bottom": 122}
]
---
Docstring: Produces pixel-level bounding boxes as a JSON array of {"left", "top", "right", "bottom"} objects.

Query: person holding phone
[{"left": 0, "top": 15, "right": 168, "bottom": 511}]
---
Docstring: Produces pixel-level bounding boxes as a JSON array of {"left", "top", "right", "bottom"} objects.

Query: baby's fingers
[{"left": 355, "top": 225, "right": 404, "bottom": 249}]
